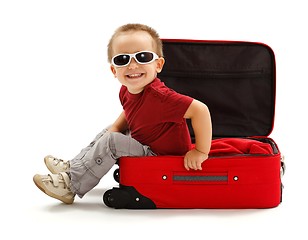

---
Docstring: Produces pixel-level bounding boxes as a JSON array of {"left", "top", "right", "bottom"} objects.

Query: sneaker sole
[{"left": 33, "top": 175, "right": 74, "bottom": 204}]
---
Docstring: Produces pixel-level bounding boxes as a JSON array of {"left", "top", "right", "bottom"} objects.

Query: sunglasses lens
[
  {"left": 136, "top": 52, "right": 154, "bottom": 63},
  {"left": 113, "top": 55, "right": 130, "bottom": 66}
]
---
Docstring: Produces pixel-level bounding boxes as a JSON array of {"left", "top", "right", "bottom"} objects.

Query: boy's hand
[{"left": 184, "top": 149, "right": 208, "bottom": 171}]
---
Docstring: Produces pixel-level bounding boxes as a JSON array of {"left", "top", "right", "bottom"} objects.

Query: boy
[{"left": 33, "top": 23, "right": 212, "bottom": 204}]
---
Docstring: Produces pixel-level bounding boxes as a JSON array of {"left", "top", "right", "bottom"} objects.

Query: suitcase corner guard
[{"left": 103, "top": 185, "right": 156, "bottom": 209}]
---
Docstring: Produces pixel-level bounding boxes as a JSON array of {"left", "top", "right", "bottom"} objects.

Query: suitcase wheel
[
  {"left": 113, "top": 168, "right": 120, "bottom": 183},
  {"left": 103, "top": 186, "right": 156, "bottom": 209},
  {"left": 103, "top": 188, "right": 130, "bottom": 208},
  {"left": 103, "top": 189, "right": 114, "bottom": 208}
]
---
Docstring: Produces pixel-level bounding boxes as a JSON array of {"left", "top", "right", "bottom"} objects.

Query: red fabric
[
  {"left": 209, "top": 138, "right": 273, "bottom": 156},
  {"left": 120, "top": 78, "right": 193, "bottom": 156}
]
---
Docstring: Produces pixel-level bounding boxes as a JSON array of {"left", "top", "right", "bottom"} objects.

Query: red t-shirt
[{"left": 120, "top": 78, "right": 193, "bottom": 156}]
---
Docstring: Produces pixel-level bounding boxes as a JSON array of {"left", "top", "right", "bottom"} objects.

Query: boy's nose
[{"left": 128, "top": 57, "right": 138, "bottom": 69}]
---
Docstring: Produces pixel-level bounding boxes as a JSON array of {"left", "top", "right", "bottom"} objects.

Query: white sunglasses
[{"left": 111, "top": 51, "right": 159, "bottom": 67}]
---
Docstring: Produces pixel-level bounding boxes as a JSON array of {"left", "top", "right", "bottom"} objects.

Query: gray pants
[{"left": 69, "top": 129, "right": 155, "bottom": 198}]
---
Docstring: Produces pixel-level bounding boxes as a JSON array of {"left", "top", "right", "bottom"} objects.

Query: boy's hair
[{"left": 107, "top": 23, "right": 163, "bottom": 63}]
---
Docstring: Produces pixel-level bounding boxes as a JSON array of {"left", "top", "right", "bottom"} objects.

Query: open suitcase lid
[{"left": 158, "top": 39, "right": 276, "bottom": 140}]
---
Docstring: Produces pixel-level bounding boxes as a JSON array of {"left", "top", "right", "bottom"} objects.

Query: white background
[{"left": 1, "top": 0, "right": 307, "bottom": 239}]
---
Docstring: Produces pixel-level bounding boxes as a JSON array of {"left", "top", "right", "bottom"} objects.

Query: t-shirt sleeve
[
  {"left": 162, "top": 90, "right": 193, "bottom": 123},
  {"left": 119, "top": 85, "right": 126, "bottom": 106}
]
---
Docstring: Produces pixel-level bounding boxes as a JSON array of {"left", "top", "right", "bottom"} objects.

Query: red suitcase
[{"left": 103, "top": 39, "right": 284, "bottom": 209}]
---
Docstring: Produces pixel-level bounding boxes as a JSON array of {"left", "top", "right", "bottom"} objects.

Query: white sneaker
[
  {"left": 44, "top": 155, "right": 70, "bottom": 174},
  {"left": 33, "top": 172, "right": 75, "bottom": 204}
]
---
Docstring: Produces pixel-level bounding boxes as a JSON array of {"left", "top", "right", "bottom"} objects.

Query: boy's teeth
[{"left": 128, "top": 73, "right": 142, "bottom": 78}]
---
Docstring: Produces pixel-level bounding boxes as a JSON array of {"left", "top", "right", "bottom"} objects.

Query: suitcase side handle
[{"left": 172, "top": 172, "right": 228, "bottom": 185}]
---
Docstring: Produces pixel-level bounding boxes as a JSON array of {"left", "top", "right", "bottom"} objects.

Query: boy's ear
[
  {"left": 156, "top": 57, "right": 165, "bottom": 73},
  {"left": 110, "top": 65, "right": 117, "bottom": 77}
]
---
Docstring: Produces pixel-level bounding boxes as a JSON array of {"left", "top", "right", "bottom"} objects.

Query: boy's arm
[
  {"left": 184, "top": 99, "right": 212, "bottom": 170},
  {"left": 108, "top": 111, "right": 128, "bottom": 133}
]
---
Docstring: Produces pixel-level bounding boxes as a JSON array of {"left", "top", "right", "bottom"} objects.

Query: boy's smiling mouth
[{"left": 127, "top": 73, "right": 144, "bottom": 79}]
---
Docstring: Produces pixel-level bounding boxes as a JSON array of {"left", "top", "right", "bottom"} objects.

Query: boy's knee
[{"left": 108, "top": 132, "right": 125, "bottom": 145}]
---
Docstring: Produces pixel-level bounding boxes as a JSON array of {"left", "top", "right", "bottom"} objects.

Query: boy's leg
[
  {"left": 43, "top": 128, "right": 109, "bottom": 174},
  {"left": 34, "top": 129, "right": 153, "bottom": 203},
  {"left": 34, "top": 128, "right": 110, "bottom": 204},
  {"left": 70, "top": 131, "right": 154, "bottom": 198},
  {"left": 71, "top": 128, "right": 110, "bottom": 161}
]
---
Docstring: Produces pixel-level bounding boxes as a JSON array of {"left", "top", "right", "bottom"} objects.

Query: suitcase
[{"left": 103, "top": 39, "right": 285, "bottom": 209}]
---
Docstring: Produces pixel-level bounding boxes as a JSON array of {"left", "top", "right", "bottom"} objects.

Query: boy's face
[{"left": 110, "top": 31, "right": 164, "bottom": 94}]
